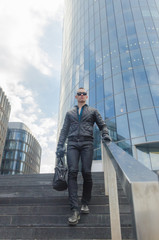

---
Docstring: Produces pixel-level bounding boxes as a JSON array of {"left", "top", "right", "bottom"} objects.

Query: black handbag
[{"left": 53, "top": 157, "right": 68, "bottom": 191}]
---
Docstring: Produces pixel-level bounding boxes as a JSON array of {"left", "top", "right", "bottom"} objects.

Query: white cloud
[
  {"left": 0, "top": 0, "right": 64, "bottom": 173},
  {"left": 0, "top": 0, "right": 64, "bottom": 76}
]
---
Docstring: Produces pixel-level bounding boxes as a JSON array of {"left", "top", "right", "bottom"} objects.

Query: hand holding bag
[{"left": 53, "top": 157, "right": 68, "bottom": 191}]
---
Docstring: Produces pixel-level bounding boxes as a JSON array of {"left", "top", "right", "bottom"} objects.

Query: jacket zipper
[
  {"left": 77, "top": 108, "right": 80, "bottom": 140},
  {"left": 77, "top": 105, "right": 85, "bottom": 140}
]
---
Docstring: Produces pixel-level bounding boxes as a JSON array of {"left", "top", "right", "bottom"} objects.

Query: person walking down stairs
[{"left": 56, "top": 87, "right": 111, "bottom": 226}]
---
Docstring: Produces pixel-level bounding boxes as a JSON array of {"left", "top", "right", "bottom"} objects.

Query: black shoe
[
  {"left": 68, "top": 209, "right": 80, "bottom": 225},
  {"left": 81, "top": 204, "right": 89, "bottom": 214}
]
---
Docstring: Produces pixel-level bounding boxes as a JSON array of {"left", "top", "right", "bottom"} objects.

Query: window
[
  {"left": 150, "top": 85, "right": 159, "bottom": 107},
  {"left": 135, "top": 20, "right": 146, "bottom": 34},
  {"left": 111, "top": 56, "right": 120, "bottom": 75},
  {"left": 113, "top": 73, "right": 124, "bottom": 94},
  {"left": 84, "top": 74, "right": 89, "bottom": 91},
  {"left": 19, "top": 161, "right": 24, "bottom": 172},
  {"left": 147, "top": 135, "right": 159, "bottom": 142},
  {"left": 141, "top": 48, "right": 155, "bottom": 65},
  {"left": 145, "top": 66, "right": 159, "bottom": 85},
  {"left": 5, "top": 151, "right": 14, "bottom": 159},
  {"left": 150, "top": 147, "right": 159, "bottom": 170},
  {"left": 120, "top": 53, "right": 132, "bottom": 71},
  {"left": 125, "top": 89, "right": 139, "bottom": 112},
  {"left": 89, "top": 70, "right": 95, "bottom": 88},
  {"left": 103, "top": 60, "right": 111, "bottom": 79},
  {"left": 115, "top": 92, "right": 126, "bottom": 115},
  {"left": 128, "top": 111, "right": 144, "bottom": 138},
  {"left": 152, "top": 48, "right": 159, "bottom": 65},
  {"left": 117, "top": 140, "right": 132, "bottom": 155},
  {"left": 15, "top": 161, "right": 20, "bottom": 171},
  {"left": 121, "top": 0, "right": 131, "bottom": 9},
  {"left": 106, "top": 118, "right": 117, "bottom": 141},
  {"left": 130, "top": 0, "right": 140, "bottom": 9},
  {"left": 96, "top": 65, "right": 103, "bottom": 82},
  {"left": 95, "top": 37, "right": 101, "bottom": 53},
  {"left": 14, "top": 131, "right": 22, "bottom": 141},
  {"left": 123, "top": 10, "right": 133, "bottom": 22},
  {"left": 156, "top": 107, "right": 159, "bottom": 121},
  {"left": 4, "top": 160, "right": 11, "bottom": 169},
  {"left": 137, "top": 86, "right": 153, "bottom": 108},
  {"left": 127, "top": 35, "right": 139, "bottom": 50},
  {"left": 136, "top": 147, "right": 151, "bottom": 170},
  {"left": 122, "top": 70, "right": 135, "bottom": 89},
  {"left": 104, "top": 78, "right": 113, "bottom": 98},
  {"left": 142, "top": 9, "right": 151, "bottom": 17},
  {"left": 132, "top": 137, "right": 146, "bottom": 145},
  {"left": 89, "top": 87, "right": 96, "bottom": 106},
  {"left": 125, "top": 22, "right": 136, "bottom": 36},
  {"left": 16, "top": 142, "right": 24, "bottom": 152},
  {"left": 97, "top": 101, "right": 104, "bottom": 119},
  {"left": 133, "top": 67, "right": 148, "bottom": 86},
  {"left": 96, "top": 51, "right": 102, "bottom": 67},
  {"left": 84, "top": 49, "right": 89, "bottom": 70},
  {"left": 130, "top": 49, "right": 143, "bottom": 67},
  {"left": 14, "top": 151, "right": 26, "bottom": 162},
  {"left": 142, "top": 108, "right": 159, "bottom": 135},
  {"left": 89, "top": 28, "right": 94, "bottom": 42},
  {"left": 117, "top": 27, "right": 127, "bottom": 42},
  {"left": 138, "top": 31, "right": 150, "bottom": 47},
  {"left": 105, "top": 96, "right": 115, "bottom": 119},
  {"left": 9, "top": 141, "right": 16, "bottom": 149},
  {"left": 101, "top": 33, "right": 109, "bottom": 52},
  {"left": 150, "top": 9, "right": 159, "bottom": 18},
  {"left": 116, "top": 114, "right": 130, "bottom": 140},
  {"left": 95, "top": 23, "right": 100, "bottom": 38},
  {"left": 96, "top": 81, "right": 104, "bottom": 102}
]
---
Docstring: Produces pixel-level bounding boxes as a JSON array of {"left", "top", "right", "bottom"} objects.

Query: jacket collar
[{"left": 75, "top": 104, "right": 88, "bottom": 109}]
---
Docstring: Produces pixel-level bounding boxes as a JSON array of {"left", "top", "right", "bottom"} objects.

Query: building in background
[
  {"left": 0, "top": 87, "right": 11, "bottom": 166},
  {"left": 58, "top": 0, "right": 159, "bottom": 171},
  {"left": 1, "top": 122, "right": 42, "bottom": 175}
]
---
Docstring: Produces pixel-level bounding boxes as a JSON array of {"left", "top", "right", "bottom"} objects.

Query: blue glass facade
[
  {"left": 1, "top": 122, "right": 42, "bottom": 175},
  {"left": 0, "top": 87, "right": 11, "bottom": 165},
  {"left": 58, "top": 0, "right": 159, "bottom": 170}
]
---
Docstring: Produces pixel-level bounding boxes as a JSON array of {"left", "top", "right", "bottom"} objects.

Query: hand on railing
[{"left": 102, "top": 134, "right": 112, "bottom": 144}]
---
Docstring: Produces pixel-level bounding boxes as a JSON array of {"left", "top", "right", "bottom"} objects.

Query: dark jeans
[{"left": 67, "top": 140, "right": 94, "bottom": 210}]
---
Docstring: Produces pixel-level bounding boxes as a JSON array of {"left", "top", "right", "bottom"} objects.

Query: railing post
[
  {"left": 101, "top": 142, "right": 109, "bottom": 195},
  {"left": 104, "top": 141, "right": 159, "bottom": 240},
  {"left": 132, "top": 182, "right": 159, "bottom": 240},
  {"left": 102, "top": 142, "right": 122, "bottom": 240}
]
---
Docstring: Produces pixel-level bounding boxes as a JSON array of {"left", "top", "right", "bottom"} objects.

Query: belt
[{"left": 68, "top": 136, "right": 93, "bottom": 142}]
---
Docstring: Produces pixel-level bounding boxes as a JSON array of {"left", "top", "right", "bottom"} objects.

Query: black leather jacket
[{"left": 57, "top": 104, "right": 110, "bottom": 148}]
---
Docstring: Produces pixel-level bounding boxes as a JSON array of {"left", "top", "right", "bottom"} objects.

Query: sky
[{"left": 0, "top": 0, "right": 64, "bottom": 173}]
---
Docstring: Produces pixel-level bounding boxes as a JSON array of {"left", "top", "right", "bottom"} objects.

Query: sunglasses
[{"left": 77, "top": 92, "right": 87, "bottom": 96}]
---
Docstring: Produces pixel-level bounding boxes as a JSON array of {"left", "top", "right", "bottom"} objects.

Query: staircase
[{"left": 0, "top": 172, "right": 135, "bottom": 239}]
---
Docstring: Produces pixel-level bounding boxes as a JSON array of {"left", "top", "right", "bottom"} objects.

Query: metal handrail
[{"left": 101, "top": 141, "right": 159, "bottom": 240}]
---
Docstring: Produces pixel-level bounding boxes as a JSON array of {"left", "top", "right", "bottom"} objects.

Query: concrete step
[
  {"left": 0, "top": 226, "right": 135, "bottom": 239},
  {"left": 0, "top": 172, "right": 104, "bottom": 183},
  {"left": 0, "top": 195, "right": 106, "bottom": 205},
  {"left": 0, "top": 187, "right": 126, "bottom": 200},
  {"left": 0, "top": 204, "right": 131, "bottom": 215},
  {"left": 0, "top": 172, "right": 135, "bottom": 239},
  {"left": 0, "top": 195, "right": 129, "bottom": 206},
  {"left": 0, "top": 213, "right": 133, "bottom": 227}
]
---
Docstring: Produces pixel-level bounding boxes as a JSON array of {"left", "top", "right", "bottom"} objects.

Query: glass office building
[
  {"left": 58, "top": 0, "right": 159, "bottom": 171},
  {"left": 1, "top": 122, "right": 42, "bottom": 175},
  {"left": 0, "top": 87, "right": 11, "bottom": 166}
]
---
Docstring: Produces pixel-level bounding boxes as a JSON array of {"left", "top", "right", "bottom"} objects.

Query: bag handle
[{"left": 57, "top": 157, "right": 64, "bottom": 166}]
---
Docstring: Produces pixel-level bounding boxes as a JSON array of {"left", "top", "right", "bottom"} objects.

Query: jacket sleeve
[
  {"left": 94, "top": 109, "right": 111, "bottom": 139},
  {"left": 57, "top": 112, "right": 70, "bottom": 149}
]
